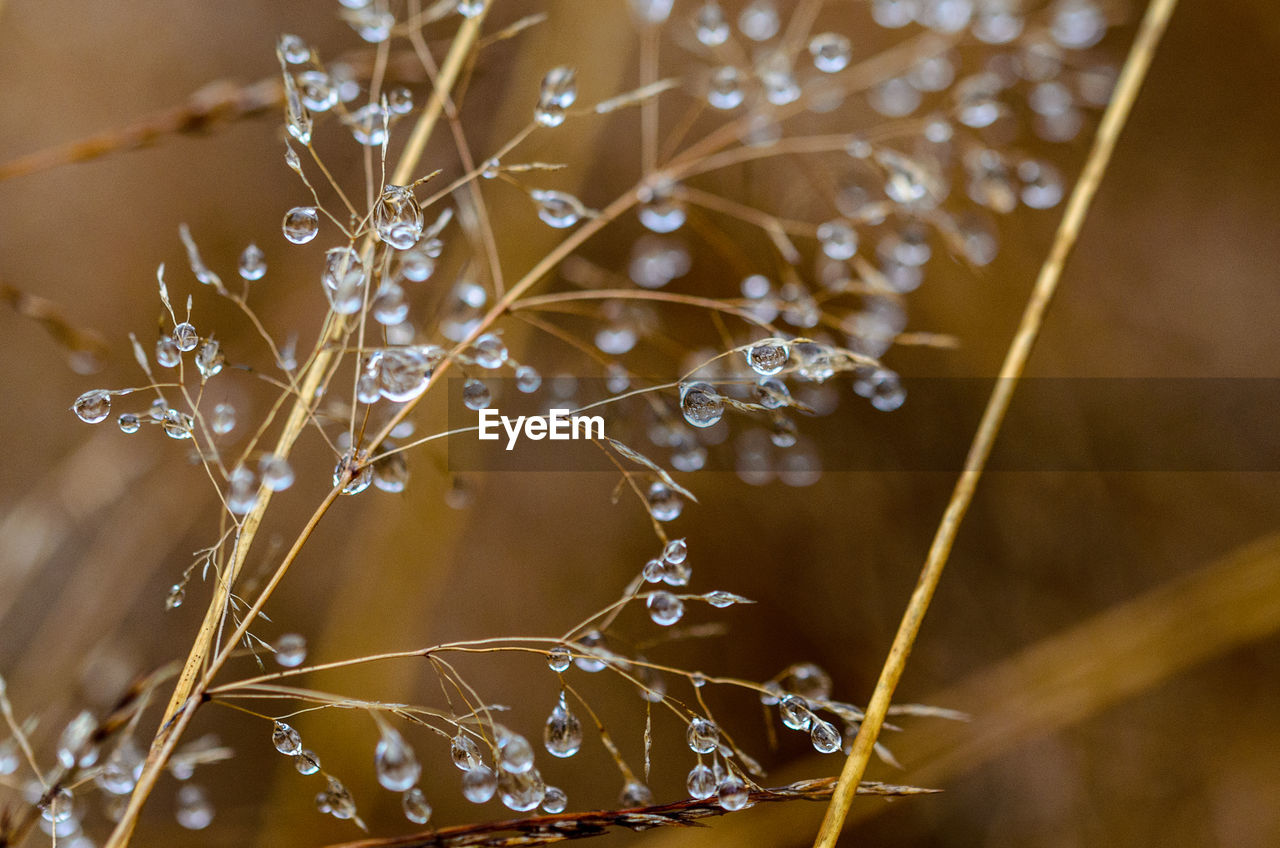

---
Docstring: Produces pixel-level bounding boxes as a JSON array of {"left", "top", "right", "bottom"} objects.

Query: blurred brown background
[{"left": 1, "top": 1, "right": 1279, "bottom": 846}]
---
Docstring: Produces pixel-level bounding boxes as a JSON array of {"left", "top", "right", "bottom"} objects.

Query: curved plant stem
[{"left": 811, "top": 1, "right": 1182, "bottom": 845}]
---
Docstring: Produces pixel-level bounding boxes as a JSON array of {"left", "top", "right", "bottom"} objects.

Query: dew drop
[
  {"left": 647, "top": 590, "right": 684, "bottom": 626},
  {"left": 535, "top": 67, "right": 577, "bottom": 127},
  {"left": 498, "top": 767, "right": 546, "bottom": 811},
  {"left": 375, "top": 727, "right": 421, "bottom": 792},
  {"left": 809, "top": 32, "right": 852, "bottom": 72},
  {"left": 543, "top": 694, "right": 583, "bottom": 758},
  {"left": 647, "top": 482, "right": 684, "bottom": 522},
  {"left": 547, "top": 645, "right": 572, "bottom": 673},
  {"left": 117, "top": 413, "right": 140, "bottom": 434},
  {"left": 747, "top": 342, "right": 789, "bottom": 376},
  {"left": 258, "top": 454, "right": 294, "bottom": 492},
  {"left": 810, "top": 718, "right": 842, "bottom": 753},
  {"left": 779, "top": 695, "right": 812, "bottom": 731},
  {"left": 295, "top": 749, "right": 321, "bottom": 775},
  {"left": 496, "top": 728, "right": 535, "bottom": 774},
  {"left": 717, "top": 773, "right": 750, "bottom": 810},
  {"left": 272, "top": 721, "right": 302, "bottom": 756},
  {"left": 155, "top": 335, "right": 180, "bottom": 368},
  {"left": 278, "top": 33, "right": 310, "bottom": 65},
  {"left": 472, "top": 333, "right": 508, "bottom": 369},
  {"left": 780, "top": 662, "right": 834, "bottom": 701},
  {"left": 687, "top": 763, "right": 716, "bottom": 798},
  {"left": 334, "top": 449, "right": 374, "bottom": 495},
  {"left": 694, "top": 2, "right": 729, "bottom": 45},
  {"left": 680, "top": 381, "right": 724, "bottom": 428},
  {"left": 163, "top": 408, "right": 194, "bottom": 440},
  {"left": 643, "top": 559, "right": 664, "bottom": 583},
  {"left": 402, "top": 787, "right": 432, "bottom": 824},
  {"left": 195, "top": 340, "right": 223, "bottom": 379},
  {"left": 619, "top": 780, "right": 653, "bottom": 807},
  {"left": 175, "top": 783, "right": 213, "bottom": 830},
  {"left": 237, "top": 243, "right": 266, "bottom": 281},
  {"left": 462, "top": 378, "right": 492, "bottom": 410},
  {"left": 707, "top": 66, "right": 745, "bottom": 110},
  {"left": 515, "top": 364, "right": 542, "bottom": 393},
  {"left": 348, "top": 103, "right": 389, "bottom": 146},
  {"left": 165, "top": 583, "right": 185, "bottom": 610},
  {"left": 686, "top": 717, "right": 719, "bottom": 754},
  {"left": 530, "top": 189, "right": 587, "bottom": 228},
  {"left": 573, "top": 630, "right": 608, "bottom": 672},
  {"left": 57, "top": 711, "right": 97, "bottom": 769},
  {"left": 450, "top": 734, "right": 483, "bottom": 771},
  {"left": 212, "top": 402, "right": 236, "bottom": 435},
  {"left": 283, "top": 207, "right": 319, "bottom": 244},
  {"left": 373, "top": 453, "right": 410, "bottom": 493},
  {"left": 541, "top": 785, "right": 567, "bottom": 814},
  {"left": 756, "top": 377, "right": 790, "bottom": 409},
  {"left": 817, "top": 220, "right": 858, "bottom": 260},
  {"left": 174, "top": 323, "right": 199, "bottom": 353},
  {"left": 738, "top": 0, "right": 779, "bottom": 40},
  {"left": 374, "top": 186, "right": 424, "bottom": 250},
  {"left": 456, "top": 0, "right": 484, "bottom": 17},
  {"left": 272, "top": 633, "right": 306, "bottom": 667},
  {"left": 298, "top": 71, "right": 337, "bottom": 112},
  {"left": 461, "top": 765, "right": 497, "bottom": 803}
]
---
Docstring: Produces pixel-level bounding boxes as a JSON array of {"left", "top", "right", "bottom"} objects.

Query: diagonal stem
[{"left": 811, "top": 1, "right": 1182, "bottom": 844}]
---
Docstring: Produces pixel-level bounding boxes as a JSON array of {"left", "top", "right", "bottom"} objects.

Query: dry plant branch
[{"left": 813, "top": 1, "right": 1183, "bottom": 844}]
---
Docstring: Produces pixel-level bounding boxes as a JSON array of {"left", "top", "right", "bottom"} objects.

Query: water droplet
[
  {"left": 541, "top": 785, "right": 568, "bottom": 814},
  {"left": 461, "top": 765, "right": 497, "bottom": 803},
  {"left": 747, "top": 342, "right": 789, "bottom": 377},
  {"left": 638, "top": 184, "right": 686, "bottom": 233},
  {"left": 853, "top": 367, "right": 905, "bottom": 411},
  {"left": 117, "top": 413, "right": 140, "bottom": 434},
  {"left": 161, "top": 408, "right": 193, "bottom": 440},
  {"left": 450, "top": 734, "right": 482, "bottom": 771},
  {"left": 57, "top": 711, "right": 97, "bottom": 769},
  {"left": 283, "top": 207, "right": 319, "bottom": 244},
  {"left": 810, "top": 718, "right": 842, "bottom": 753},
  {"left": 373, "top": 453, "right": 410, "bottom": 493},
  {"left": 717, "top": 773, "right": 750, "bottom": 810},
  {"left": 350, "top": 6, "right": 394, "bottom": 42},
  {"left": 817, "top": 220, "right": 858, "bottom": 260},
  {"left": 496, "top": 728, "right": 534, "bottom": 774},
  {"left": 756, "top": 377, "right": 790, "bottom": 409},
  {"left": 687, "top": 763, "right": 716, "bottom": 798},
  {"left": 165, "top": 583, "right": 185, "bottom": 610},
  {"left": 809, "top": 33, "right": 852, "bottom": 72},
  {"left": 707, "top": 66, "right": 745, "bottom": 110},
  {"left": 348, "top": 102, "right": 389, "bottom": 146},
  {"left": 536, "top": 67, "right": 577, "bottom": 127},
  {"left": 402, "top": 787, "right": 432, "bottom": 823},
  {"left": 694, "top": 2, "right": 729, "bottom": 45},
  {"left": 212, "top": 402, "right": 236, "bottom": 435},
  {"left": 375, "top": 727, "right": 421, "bottom": 792},
  {"left": 282, "top": 71, "right": 312, "bottom": 144},
  {"left": 1051, "top": 0, "right": 1105, "bottom": 49},
  {"left": 462, "top": 378, "right": 492, "bottom": 410},
  {"left": 647, "top": 481, "right": 684, "bottom": 522},
  {"left": 680, "top": 381, "right": 724, "bottom": 428},
  {"left": 643, "top": 558, "right": 664, "bottom": 583},
  {"left": 498, "top": 767, "right": 546, "bottom": 811},
  {"left": 278, "top": 33, "right": 310, "bottom": 65},
  {"left": 543, "top": 694, "right": 583, "bottom": 758},
  {"left": 738, "top": 0, "right": 779, "bottom": 40},
  {"left": 541, "top": 645, "right": 570, "bottom": 673},
  {"left": 175, "top": 783, "right": 213, "bottom": 830},
  {"left": 374, "top": 186, "right": 424, "bottom": 250},
  {"left": 619, "top": 780, "right": 653, "bottom": 807},
  {"left": 195, "top": 339, "right": 223, "bottom": 379},
  {"left": 298, "top": 71, "right": 337, "bottom": 112},
  {"left": 272, "top": 721, "right": 302, "bottom": 756},
  {"left": 705, "top": 590, "right": 747, "bottom": 607},
  {"left": 154, "top": 335, "right": 180, "bottom": 368},
  {"left": 387, "top": 86, "right": 414, "bottom": 115},
  {"left": 686, "top": 717, "right": 719, "bottom": 754},
  {"left": 647, "top": 590, "right": 684, "bottom": 626},
  {"left": 456, "top": 0, "right": 484, "bottom": 17},
  {"left": 272, "top": 633, "right": 306, "bottom": 667},
  {"left": 574, "top": 630, "right": 608, "bottom": 672},
  {"left": 661, "top": 555, "right": 691, "bottom": 586},
  {"left": 779, "top": 695, "right": 812, "bottom": 731},
  {"left": 530, "top": 190, "right": 587, "bottom": 228},
  {"left": 630, "top": 0, "right": 674, "bottom": 24},
  {"left": 919, "top": 0, "right": 973, "bottom": 32},
  {"left": 335, "top": 449, "right": 374, "bottom": 495},
  {"left": 515, "top": 364, "right": 542, "bottom": 393},
  {"left": 295, "top": 749, "right": 321, "bottom": 774},
  {"left": 1018, "top": 159, "right": 1064, "bottom": 209},
  {"left": 97, "top": 741, "right": 142, "bottom": 795},
  {"left": 471, "top": 333, "right": 508, "bottom": 369},
  {"left": 238, "top": 243, "right": 266, "bottom": 281},
  {"left": 318, "top": 777, "right": 357, "bottom": 820}
]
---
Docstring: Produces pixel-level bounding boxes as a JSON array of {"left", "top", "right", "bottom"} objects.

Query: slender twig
[{"left": 811, "top": 1, "right": 1181, "bottom": 845}]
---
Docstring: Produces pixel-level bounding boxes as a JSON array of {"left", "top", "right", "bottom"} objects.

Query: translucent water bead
[
  {"left": 547, "top": 645, "right": 572, "bottom": 672},
  {"left": 629, "top": 0, "right": 673, "bottom": 24},
  {"left": 780, "top": 661, "right": 833, "bottom": 700},
  {"left": 173, "top": 321, "right": 198, "bottom": 352},
  {"left": 515, "top": 364, "right": 542, "bottom": 393},
  {"left": 542, "top": 785, "right": 568, "bottom": 814},
  {"left": 298, "top": 71, "right": 337, "bottom": 112},
  {"left": 402, "top": 787, "right": 432, "bottom": 824},
  {"left": 117, "top": 413, "right": 140, "bottom": 434},
  {"left": 663, "top": 537, "right": 687, "bottom": 564},
  {"left": 212, "top": 402, "right": 236, "bottom": 435},
  {"left": 73, "top": 390, "right": 111, "bottom": 423},
  {"left": 272, "top": 721, "right": 302, "bottom": 756},
  {"left": 450, "top": 733, "right": 483, "bottom": 771},
  {"left": 372, "top": 283, "right": 408, "bottom": 325},
  {"left": 272, "top": 633, "right": 306, "bottom": 667},
  {"left": 195, "top": 339, "right": 223, "bottom": 379},
  {"left": 853, "top": 367, "right": 906, "bottom": 411},
  {"left": 747, "top": 341, "right": 789, "bottom": 376},
  {"left": 647, "top": 590, "right": 684, "bottom": 625},
  {"left": 457, "top": 0, "right": 485, "bottom": 18},
  {"left": 530, "top": 190, "right": 587, "bottom": 228},
  {"left": 535, "top": 66, "right": 577, "bottom": 127},
  {"left": 707, "top": 66, "right": 745, "bottom": 110},
  {"left": 809, "top": 33, "right": 852, "bottom": 73},
  {"left": 462, "top": 765, "right": 497, "bottom": 803},
  {"left": 295, "top": 750, "right": 321, "bottom": 774},
  {"left": 647, "top": 482, "right": 684, "bottom": 522},
  {"left": 686, "top": 717, "right": 719, "bottom": 754},
  {"left": 236, "top": 243, "right": 266, "bottom": 281},
  {"left": 375, "top": 727, "right": 421, "bottom": 792},
  {"left": 695, "top": 2, "right": 729, "bottom": 45},
  {"left": 317, "top": 777, "right": 357, "bottom": 820},
  {"left": 680, "top": 382, "right": 724, "bottom": 428},
  {"left": 472, "top": 333, "right": 508, "bottom": 369},
  {"left": 738, "top": 0, "right": 779, "bottom": 41},
  {"left": 278, "top": 33, "right": 309, "bottom": 65},
  {"left": 817, "top": 220, "right": 858, "bottom": 260},
  {"left": 810, "top": 718, "right": 842, "bottom": 753},
  {"left": 498, "top": 767, "right": 546, "bottom": 811},
  {"left": 348, "top": 103, "right": 389, "bottom": 146},
  {"left": 574, "top": 630, "right": 608, "bottom": 672},
  {"left": 322, "top": 246, "right": 367, "bottom": 315},
  {"left": 282, "top": 207, "right": 319, "bottom": 244},
  {"left": 335, "top": 449, "right": 374, "bottom": 495},
  {"left": 687, "top": 763, "right": 716, "bottom": 798},
  {"left": 543, "top": 693, "right": 583, "bottom": 758},
  {"left": 496, "top": 728, "right": 535, "bottom": 774},
  {"left": 175, "top": 783, "right": 214, "bottom": 830},
  {"left": 717, "top": 773, "right": 750, "bottom": 810},
  {"left": 374, "top": 186, "right": 424, "bottom": 250},
  {"left": 462, "top": 378, "right": 492, "bottom": 410},
  {"left": 779, "top": 694, "right": 812, "bottom": 730},
  {"left": 619, "top": 780, "right": 654, "bottom": 807}
]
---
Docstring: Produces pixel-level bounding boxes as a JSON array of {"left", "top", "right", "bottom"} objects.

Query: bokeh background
[{"left": 1, "top": 1, "right": 1278, "bottom": 846}]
